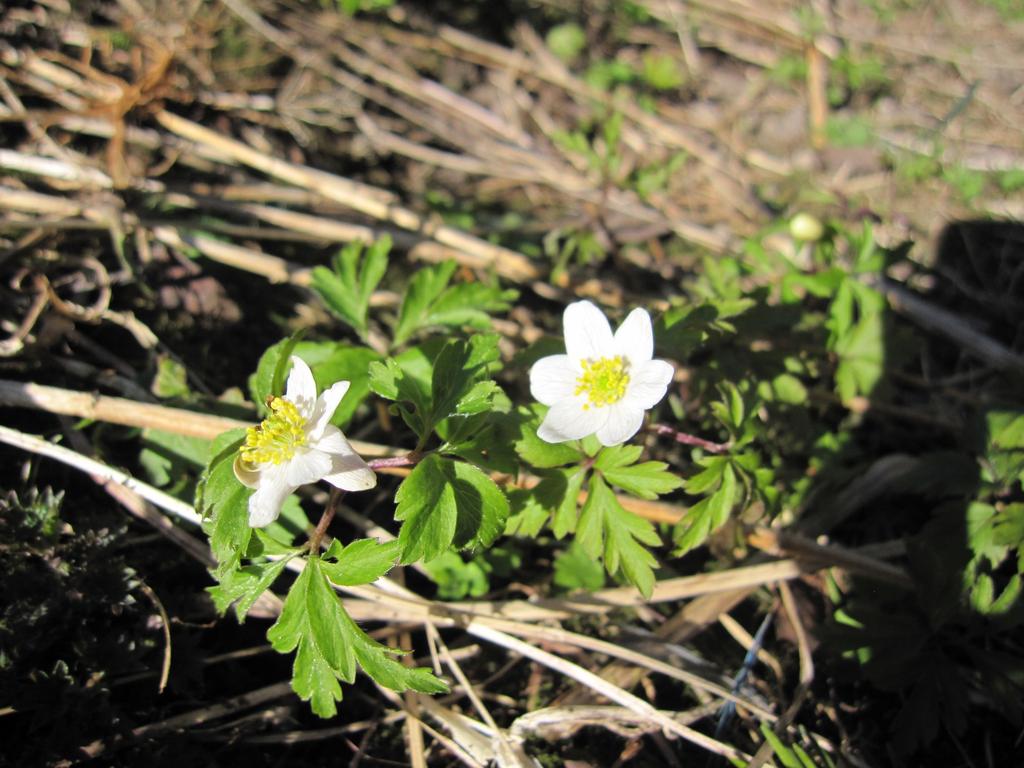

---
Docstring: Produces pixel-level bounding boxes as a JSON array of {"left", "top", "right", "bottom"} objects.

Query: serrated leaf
[
  {"left": 371, "top": 338, "right": 501, "bottom": 442},
  {"left": 684, "top": 456, "right": 729, "bottom": 494},
  {"left": 506, "top": 467, "right": 586, "bottom": 539},
  {"left": 368, "top": 357, "right": 431, "bottom": 439},
  {"left": 267, "top": 562, "right": 309, "bottom": 654},
  {"left": 268, "top": 558, "right": 446, "bottom": 718},
  {"left": 505, "top": 489, "right": 552, "bottom": 538},
  {"left": 454, "top": 380, "right": 502, "bottom": 416},
  {"left": 393, "top": 261, "right": 516, "bottom": 347},
  {"left": 310, "top": 236, "right": 390, "bottom": 338},
  {"left": 426, "top": 282, "right": 517, "bottom": 329},
  {"left": 305, "top": 558, "right": 356, "bottom": 681},
  {"left": 446, "top": 406, "right": 519, "bottom": 474},
  {"left": 208, "top": 554, "right": 296, "bottom": 621},
  {"left": 577, "top": 475, "right": 660, "bottom": 597},
  {"left": 674, "top": 464, "right": 737, "bottom": 555},
  {"left": 394, "top": 455, "right": 509, "bottom": 564},
  {"left": 593, "top": 444, "right": 644, "bottom": 471},
  {"left": 346, "top": 614, "right": 449, "bottom": 695},
  {"left": 430, "top": 335, "right": 501, "bottom": 424},
  {"left": 197, "top": 429, "right": 251, "bottom": 564},
  {"left": 602, "top": 460, "right": 683, "bottom": 500},
  {"left": 834, "top": 313, "right": 884, "bottom": 401},
  {"left": 321, "top": 538, "right": 401, "bottom": 586},
  {"left": 514, "top": 404, "right": 586, "bottom": 468},
  {"left": 293, "top": 635, "right": 345, "bottom": 718},
  {"left": 304, "top": 343, "right": 381, "bottom": 429}
]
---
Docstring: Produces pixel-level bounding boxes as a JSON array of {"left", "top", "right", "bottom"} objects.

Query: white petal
[
  {"left": 563, "top": 301, "right": 614, "bottom": 362},
  {"left": 315, "top": 425, "right": 377, "bottom": 492},
  {"left": 308, "top": 380, "right": 350, "bottom": 440},
  {"left": 284, "top": 448, "right": 332, "bottom": 487},
  {"left": 625, "top": 359, "right": 674, "bottom": 410},
  {"left": 233, "top": 455, "right": 261, "bottom": 489},
  {"left": 613, "top": 308, "right": 654, "bottom": 367},
  {"left": 323, "top": 453, "right": 377, "bottom": 492},
  {"left": 284, "top": 355, "right": 317, "bottom": 417},
  {"left": 248, "top": 465, "right": 295, "bottom": 528},
  {"left": 529, "top": 354, "right": 579, "bottom": 406},
  {"left": 312, "top": 424, "right": 353, "bottom": 454},
  {"left": 537, "top": 399, "right": 606, "bottom": 443},
  {"left": 596, "top": 404, "right": 645, "bottom": 446}
]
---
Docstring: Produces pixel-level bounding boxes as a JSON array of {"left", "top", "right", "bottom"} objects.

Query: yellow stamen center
[
  {"left": 575, "top": 356, "right": 630, "bottom": 410},
  {"left": 240, "top": 397, "right": 307, "bottom": 465}
]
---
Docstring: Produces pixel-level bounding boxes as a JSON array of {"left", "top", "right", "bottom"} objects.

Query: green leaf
[
  {"left": 151, "top": 355, "right": 190, "bottom": 399},
  {"left": 553, "top": 541, "right": 606, "bottom": 591},
  {"left": 771, "top": 373, "right": 808, "bottom": 405},
  {"left": 577, "top": 475, "right": 661, "bottom": 597},
  {"left": 993, "top": 414, "right": 1024, "bottom": 450},
  {"left": 759, "top": 722, "right": 804, "bottom": 768},
  {"left": 506, "top": 467, "right": 586, "bottom": 539},
  {"left": 345, "top": 611, "right": 449, "bottom": 696},
  {"left": 642, "top": 52, "right": 683, "bottom": 90},
  {"left": 673, "top": 463, "right": 737, "bottom": 555},
  {"left": 267, "top": 563, "right": 308, "bottom": 654},
  {"left": 593, "top": 444, "right": 644, "bottom": 471},
  {"left": 393, "top": 260, "right": 515, "bottom": 346},
  {"left": 208, "top": 554, "right": 296, "bottom": 621},
  {"left": 268, "top": 558, "right": 447, "bottom": 718},
  {"left": 992, "top": 504, "right": 1024, "bottom": 550},
  {"left": 310, "top": 236, "right": 390, "bottom": 338},
  {"left": 423, "top": 551, "right": 490, "bottom": 600},
  {"left": 368, "top": 356, "right": 431, "bottom": 440},
  {"left": 197, "top": 429, "right": 251, "bottom": 565},
  {"left": 249, "top": 333, "right": 305, "bottom": 412},
  {"left": 430, "top": 335, "right": 501, "bottom": 425},
  {"left": 684, "top": 456, "right": 729, "bottom": 494},
  {"left": 546, "top": 22, "right": 586, "bottom": 62},
  {"left": 394, "top": 455, "right": 509, "bottom": 564},
  {"left": 304, "top": 343, "right": 381, "bottom": 429},
  {"left": 445, "top": 405, "right": 519, "bottom": 474},
  {"left": 305, "top": 558, "right": 356, "bottom": 682},
  {"left": 139, "top": 428, "right": 209, "bottom": 488},
  {"left": 370, "top": 338, "right": 501, "bottom": 442},
  {"left": 834, "top": 312, "right": 884, "bottom": 402},
  {"left": 293, "top": 635, "right": 345, "bottom": 718},
  {"left": 601, "top": 460, "right": 683, "bottom": 500},
  {"left": 514, "top": 404, "right": 586, "bottom": 468},
  {"left": 321, "top": 538, "right": 401, "bottom": 586}
]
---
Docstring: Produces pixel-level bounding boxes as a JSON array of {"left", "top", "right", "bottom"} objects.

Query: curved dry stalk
[
  {"left": 466, "top": 622, "right": 750, "bottom": 762},
  {"left": 154, "top": 110, "right": 540, "bottom": 283}
]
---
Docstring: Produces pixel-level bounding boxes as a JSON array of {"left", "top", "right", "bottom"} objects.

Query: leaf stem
[
  {"left": 308, "top": 487, "right": 344, "bottom": 553},
  {"left": 651, "top": 423, "right": 731, "bottom": 454}
]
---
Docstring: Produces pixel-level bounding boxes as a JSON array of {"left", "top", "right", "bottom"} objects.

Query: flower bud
[{"left": 789, "top": 213, "right": 824, "bottom": 243}]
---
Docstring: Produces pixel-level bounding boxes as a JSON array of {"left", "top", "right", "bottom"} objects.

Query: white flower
[
  {"left": 530, "top": 300, "right": 674, "bottom": 446},
  {"left": 233, "top": 356, "right": 376, "bottom": 527}
]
